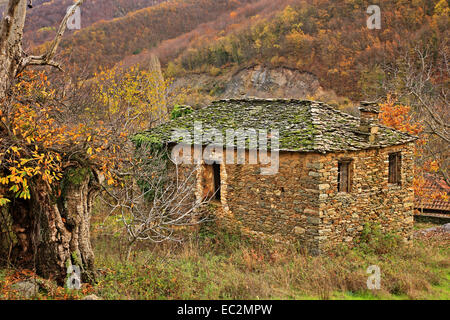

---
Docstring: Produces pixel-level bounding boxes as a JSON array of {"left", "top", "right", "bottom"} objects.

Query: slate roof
[
  {"left": 135, "top": 99, "right": 417, "bottom": 153},
  {"left": 416, "top": 174, "right": 450, "bottom": 212}
]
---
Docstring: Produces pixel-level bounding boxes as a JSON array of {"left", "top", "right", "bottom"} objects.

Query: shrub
[{"left": 358, "top": 223, "right": 403, "bottom": 255}]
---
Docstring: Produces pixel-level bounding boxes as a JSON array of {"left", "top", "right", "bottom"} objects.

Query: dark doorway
[{"left": 213, "top": 163, "right": 221, "bottom": 200}]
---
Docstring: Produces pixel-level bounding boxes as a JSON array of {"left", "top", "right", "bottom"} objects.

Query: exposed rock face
[
  {"left": 223, "top": 65, "right": 321, "bottom": 99},
  {"left": 171, "top": 66, "right": 323, "bottom": 106}
]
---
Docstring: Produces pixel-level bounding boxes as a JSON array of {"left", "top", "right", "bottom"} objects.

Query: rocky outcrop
[
  {"left": 415, "top": 223, "right": 450, "bottom": 236},
  {"left": 223, "top": 65, "right": 321, "bottom": 99},
  {"left": 172, "top": 65, "right": 323, "bottom": 106},
  {"left": 82, "top": 294, "right": 102, "bottom": 300}
]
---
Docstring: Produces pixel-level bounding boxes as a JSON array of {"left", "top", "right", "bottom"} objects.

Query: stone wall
[
  {"left": 316, "top": 142, "right": 415, "bottom": 252},
  {"left": 202, "top": 150, "right": 323, "bottom": 253},
  {"left": 173, "top": 142, "right": 415, "bottom": 254}
]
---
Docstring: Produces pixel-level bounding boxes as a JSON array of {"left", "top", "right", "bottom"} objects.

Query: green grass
[
  {"left": 1, "top": 223, "right": 449, "bottom": 300},
  {"left": 414, "top": 221, "right": 438, "bottom": 231},
  {"left": 87, "top": 224, "right": 449, "bottom": 300}
]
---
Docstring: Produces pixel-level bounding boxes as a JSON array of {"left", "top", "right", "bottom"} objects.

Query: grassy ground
[
  {"left": 413, "top": 221, "right": 438, "bottom": 231},
  {"left": 1, "top": 221, "right": 448, "bottom": 300},
  {"left": 92, "top": 223, "right": 450, "bottom": 300}
]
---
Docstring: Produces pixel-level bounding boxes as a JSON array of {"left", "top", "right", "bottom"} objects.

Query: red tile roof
[{"left": 415, "top": 174, "right": 450, "bottom": 212}]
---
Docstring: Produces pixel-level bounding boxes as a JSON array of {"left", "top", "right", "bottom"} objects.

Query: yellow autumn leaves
[
  {"left": 92, "top": 65, "right": 184, "bottom": 131},
  {"left": 0, "top": 65, "right": 185, "bottom": 206}
]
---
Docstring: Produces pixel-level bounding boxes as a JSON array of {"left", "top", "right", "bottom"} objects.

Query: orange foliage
[
  {"left": 23, "top": 0, "right": 167, "bottom": 48},
  {"left": 38, "top": 0, "right": 258, "bottom": 76},
  {"left": 162, "top": 0, "right": 446, "bottom": 99},
  {"left": 0, "top": 269, "right": 94, "bottom": 300},
  {"left": 0, "top": 63, "right": 185, "bottom": 206},
  {"left": 379, "top": 97, "right": 423, "bottom": 137},
  {"left": 379, "top": 97, "right": 447, "bottom": 198}
]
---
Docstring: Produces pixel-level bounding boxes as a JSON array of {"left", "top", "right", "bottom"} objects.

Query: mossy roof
[{"left": 135, "top": 99, "right": 417, "bottom": 153}]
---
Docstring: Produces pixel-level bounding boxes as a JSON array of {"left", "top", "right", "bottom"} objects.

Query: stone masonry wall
[
  {"left": 316, "top": 142, "right": 415, "bottom": 252},
  {"left": 209, "top": 150, "right": 323, "bottom": 254},
  {"left": 172, "top": 142, "right": 415, "bottom": 254}
]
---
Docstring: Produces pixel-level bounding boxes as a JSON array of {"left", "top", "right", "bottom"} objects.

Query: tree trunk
[
  {"left": 0, "top": 0, "right": 84, "bottom": 101},
  {"left": 1, "top": 0, "right": 91, "bottom": 284},
  {"left": 9, "top": 169, "right": 99, "bottom": 285},
  {"left": 0, "top": 0, "right": 27, "bottom": 101}
]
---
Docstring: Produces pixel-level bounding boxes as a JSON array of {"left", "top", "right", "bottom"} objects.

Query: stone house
[{"left": 138, "top": 99, "right": 417, "bottom": 254}]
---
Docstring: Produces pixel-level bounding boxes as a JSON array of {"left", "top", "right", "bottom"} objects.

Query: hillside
[
  {"left": 34, "top": 0, "right": 260, "bottom": 76},
  {"left": 116, "top": 0, "right": 289, "bottom": 70},
  {"left": 164, "top": 0, "right": 448, "bottom": 100},
  {"left": 32, "top": 0, "right": 448, "bottom": 104},
  {"left": 122, "top": 0, "right": 448, "bottom": 105},
  {"left": 22, "top": 0, "right": 167, "bottom": 48},
  {"left": 0, "top": 0, "right": 448, "bottom": 303}
]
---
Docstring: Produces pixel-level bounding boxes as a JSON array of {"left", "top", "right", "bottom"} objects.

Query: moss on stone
[{"left": 134, "top": 98, "right": 417, "bottom": 153}]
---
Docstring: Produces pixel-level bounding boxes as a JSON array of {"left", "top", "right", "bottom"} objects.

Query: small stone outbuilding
[
  {"left": 415, "top": 174, "right": 450, "bottom": 223},
  {"left": 139, "top": 99, "right": 417, "bottom": 254}
]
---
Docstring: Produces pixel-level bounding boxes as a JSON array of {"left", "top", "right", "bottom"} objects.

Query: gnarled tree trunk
[
  {"left": 0, "top": 0, "right": 27, "bottom": 100},
  {"left": 1, "top": 0, "right": 90, "bottom": 284},
  {"left": 9, "top": 168, "right": 99, "bottom": 284}
]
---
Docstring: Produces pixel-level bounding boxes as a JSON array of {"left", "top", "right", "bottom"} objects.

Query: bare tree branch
[
  {"left": 103, "top": 145, "right": 213, "bottom": 259},
  {"left": 381, "top": 42, "right": 449, "bottom": 185},
  {"left": 20, "top": 0, "right": 84, "bottom": 70}
]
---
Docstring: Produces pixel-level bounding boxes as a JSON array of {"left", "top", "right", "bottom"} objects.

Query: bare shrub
[{"left": 103, "top": 144, "right": 212, "bottom": 259}]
